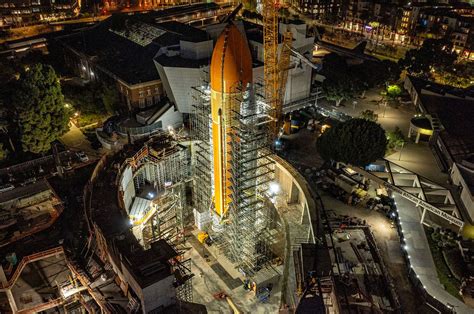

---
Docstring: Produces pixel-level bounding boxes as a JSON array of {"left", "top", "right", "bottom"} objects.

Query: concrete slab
[{"left": 185, "top": 239, "right": 282, "bottom": 313}]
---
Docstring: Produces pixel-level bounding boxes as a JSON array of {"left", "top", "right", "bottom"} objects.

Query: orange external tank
[{"left": 210, "top": 22, "right": 253, "bottom": 218}]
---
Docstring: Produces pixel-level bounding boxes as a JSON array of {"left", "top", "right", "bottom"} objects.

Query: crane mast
[
  {"left": 263, "top": 0, "right": 280, "bottom": 137},
  {"left": 263, "top": 1, "right": 292, "bottom": 138}
]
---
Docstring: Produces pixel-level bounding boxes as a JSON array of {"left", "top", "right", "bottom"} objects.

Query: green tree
[
  {"left": 359, "top": 109, "right": 378, "bottom": 121},
  {"left": 386, "top": 85, "right": 402, "bottom": 98},
  {"left": 322, "top": 75, "right": 363, "bottom": 106},
  {"left": 399, "top": 38, "right": 457, "bottom": 76},
  {"left": 317, "top": 118, "right": 387, "bottom": 166},
  {"left": 386, "top": 126, "right": 406, "bottom": 150},
  {"left": 99, "top": 84, "right": 119, "bottom": 114},
  {"left": 322, "top": 53, "right": 366, "bottom": 106},
  {"left": 13, "top": 64, "right": 70, "bottom": 154},
  {"left": 353, "top": 60, "right": 401, "bottom": 88},
  {"left": 0, "top": 144, "right": 8, "bottom": 161}
]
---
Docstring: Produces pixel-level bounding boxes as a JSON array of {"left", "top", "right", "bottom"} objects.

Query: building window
[
  {"left": 139, "top": 99, "right": 145, "bottom": 107},
  {"left": 147, "top": 89, "right": 152, "bottom": 96},
  {"left": 155, "top": 87, "right": 160, "bottom": 94},
  {"left": 139, "top": 91, "right": 145, "bottom": 98},
  {"left": 146, "top": 97, "right": 153, "bottom": 106}
]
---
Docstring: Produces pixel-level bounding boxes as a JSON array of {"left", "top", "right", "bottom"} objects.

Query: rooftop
[
  {"left": 57, "top": 4, "right": 213, "bottom": 85},
  {"left": 59, "top": 17, "right": 161, "bottom": 85},
  {"left": 458, "top": 161, "right": 474, "bottom": 195},
  {"left": 420, "top": 94, "right": 474, "bottom": 163},
  {"left": 408, "top": 75, "right": 474, "bottom": 99},
  {"left": 0, "top": 180, "right": 52, "bottom": 205}
]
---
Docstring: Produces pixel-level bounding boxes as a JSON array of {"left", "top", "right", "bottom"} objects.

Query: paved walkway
[
  {"left": 188, "top": 235, "right": 242, "bottom": 290},
  {"left": 395, "top": 195, "right": 472, "bottom": 313},
  {"left": 60, "top": 123, "right": 94, "bottom": 153},
  {"left": 386, "top": 142, "right": 449, "bottom": 186},
  {"left": 185, "top": 235, "right": 281, "bottom": 314}
]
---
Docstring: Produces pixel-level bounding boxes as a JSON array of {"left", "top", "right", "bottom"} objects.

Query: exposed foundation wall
[{"left": 271, "top": 155, "right": 316, "bottom": 244}]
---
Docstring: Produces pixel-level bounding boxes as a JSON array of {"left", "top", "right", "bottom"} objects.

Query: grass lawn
[{"left": 425, "top": 227, "right": 462, "bottom": 300}]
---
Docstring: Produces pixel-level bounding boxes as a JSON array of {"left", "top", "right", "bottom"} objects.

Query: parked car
[{"left": 76, "top": 151, "right": 89, "bottom": 162}]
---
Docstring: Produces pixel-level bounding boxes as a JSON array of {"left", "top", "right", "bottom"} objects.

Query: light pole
[
  {"left": 398, "top": 142, "right": 405, "bottom": 161},
  {"left": 382, "top": 101, "right": 388, "bottom": 118}
]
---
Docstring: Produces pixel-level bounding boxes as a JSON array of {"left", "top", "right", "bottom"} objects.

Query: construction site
[{"left": 0, "top": 2, "right": 329, "bottom": 313}]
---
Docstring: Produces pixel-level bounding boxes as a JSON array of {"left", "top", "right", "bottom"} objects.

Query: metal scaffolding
[
  {"left": 190, "top": 77, "right": 213, "bottom": 227},
  {"left": 191, "top": 75, "right": 275, "bottom": 277},
  {"left": 118, "top": 135, "right": 194, "bottom": 302}
]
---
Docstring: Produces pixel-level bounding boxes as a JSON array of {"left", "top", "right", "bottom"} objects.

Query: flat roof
[
  {"left": 408, "top": 75, "right": 474, "bottom": 98},
  {"left": 58, "top": 5, "right": 212, "bottom": 85},
  {"left": 59, "top": 18, "right": 161, "bottom": 85},
  {"left": 0, "top": 180, "right": 52, "bottom": 204},
  {"left": 420, "top": 94, "right": 474, "bottom": 163},
  {"left": 457, "top": 162, "right": 474, "bottom": 195}
]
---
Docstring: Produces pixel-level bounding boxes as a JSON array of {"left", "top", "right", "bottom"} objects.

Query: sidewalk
[
  {"left": 386, "top": 142, "right": 449, "bottom": 186},
  {"left": 320, "top": 87, "right": 415, "bottom": 132},
  {"left": 60, "top": 123, "right": 103, "bottom": 157},
  {"left": 395, "top": 195, "right": 472, "bottom": 313}
]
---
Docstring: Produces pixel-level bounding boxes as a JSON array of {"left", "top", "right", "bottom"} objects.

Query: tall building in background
[{"left": 0, "top": 0, "right": 80, "bottom": 27}]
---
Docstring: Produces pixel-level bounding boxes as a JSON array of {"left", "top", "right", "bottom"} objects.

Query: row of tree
[
  {"left": 321, "top": 53, "right": 400, "bottom": 106},
  {"left": 321, "top": 37, "right": 468, "bottom": 107}
]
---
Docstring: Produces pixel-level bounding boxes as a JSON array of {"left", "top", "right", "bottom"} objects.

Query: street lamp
[{"left": 398, "top": 142, "right": 405, "bottom": 161}]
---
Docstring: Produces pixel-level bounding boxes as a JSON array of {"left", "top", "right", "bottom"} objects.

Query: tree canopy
[
  {"left": 63, "top": 82, "right": 119, "bottom": 116},
  {"left": 13, "top": 64, "right": 70, "bottom": 154},
  {"left": 359, "top": 109, "right": 378, "bottom": 122},
  {"left": 242, "top": 0, "right": 257, "bottom": 12},
  {"left": 353, "top": 60, "right": 401, "bottom": 87},
  {"left": 386, "top": 85, "right": 402, "bottom": 98},
  {"left": 321, "top": 54, "right": 399, "bottom": 107},
  {"left": 321, "top": 54, "right": 365, "bottom": 106},
  {"left": 386, "top": 126, "right": 406, "bottom": 150},
  {"left": 317, "top": 118, "right": 387, "bottom": 166},
  {"left": 399, "top": 38, "right": 457, "bottom": 76}
]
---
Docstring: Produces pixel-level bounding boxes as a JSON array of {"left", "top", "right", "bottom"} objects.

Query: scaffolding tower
[
  {"left": 190, "top": 76, "right": 213, "bottom": 228},
  {"left": 191, "top": 74, "right": 276, "bottom": 277},
  {"left": 118, "top": 134, "right": 194, "bottom": 302}
]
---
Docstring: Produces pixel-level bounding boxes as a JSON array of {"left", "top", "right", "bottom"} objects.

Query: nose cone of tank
[{"left": 210, "top": 23, "right": 252, "bottom": 93}]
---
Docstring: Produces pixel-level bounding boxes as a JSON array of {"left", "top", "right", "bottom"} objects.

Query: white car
[{"left": 76, "top": 151, "right": 89, "bottom": 162}]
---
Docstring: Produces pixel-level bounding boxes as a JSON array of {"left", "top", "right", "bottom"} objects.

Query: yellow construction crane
[{"left": 263, "top": 0, "right": 292, "bottom": 138}]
